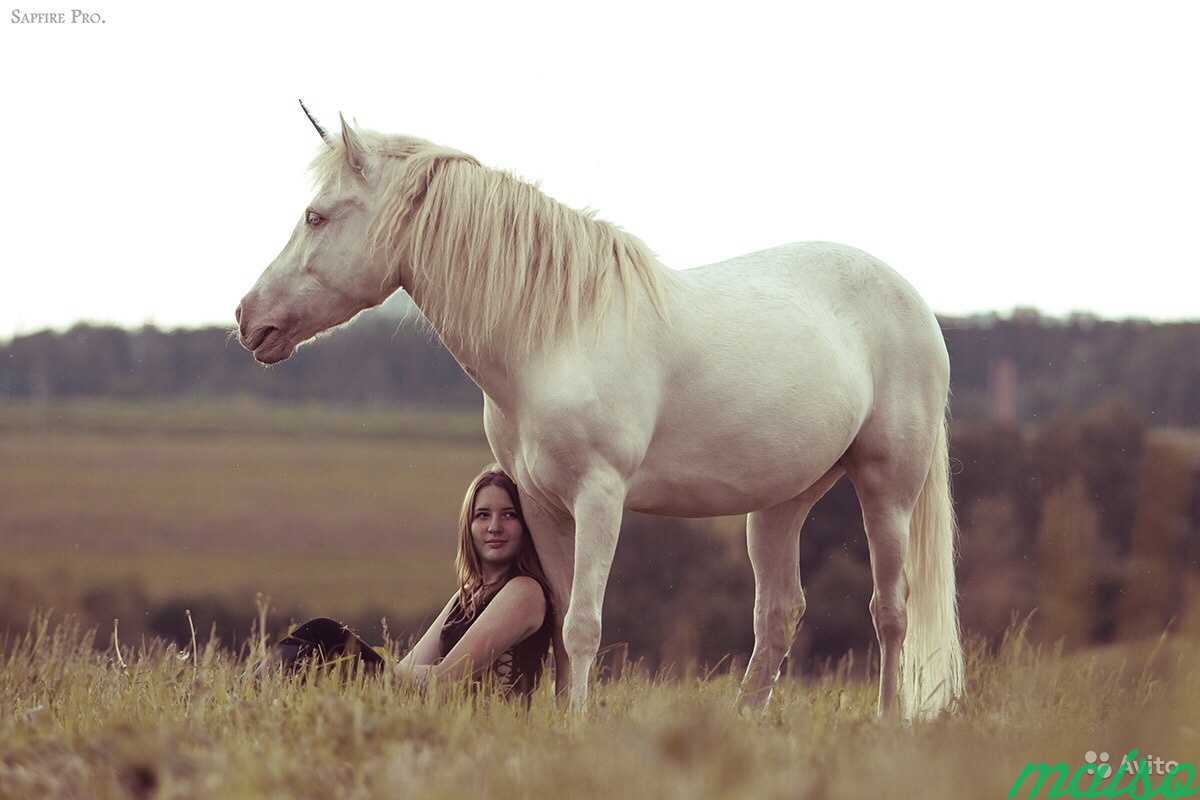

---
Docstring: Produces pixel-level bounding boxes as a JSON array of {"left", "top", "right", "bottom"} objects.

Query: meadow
[
  {"left": 0, "top": 399, "right": 745, "bottom": 649},
  {"left": 0, "top": 613, "right": 1197, "bottom": 799},
  {"left": 3, "top": 399, "right": 1199, "bottom": 798},
  {"left": 0, "top": 400, "right": 500, "bottom": 627}
]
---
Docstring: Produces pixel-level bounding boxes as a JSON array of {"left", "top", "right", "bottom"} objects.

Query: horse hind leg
[
  {"left": 846, "top": 410, "right": 959, "bottom": 721},
  {"left": 858, "top": 492, "right": 914, "bottom": 721},
  {"left": 736, "top": 467, "right": 844, "bottom": 713}
]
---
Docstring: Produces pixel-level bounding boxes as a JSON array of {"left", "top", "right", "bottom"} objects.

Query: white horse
[{"left": 235, "top": 103, "right": 965, "bottom": 720}]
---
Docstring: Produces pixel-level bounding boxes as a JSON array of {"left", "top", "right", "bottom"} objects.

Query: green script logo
[{"left": 1009, "top": 749, "right": 1198, "bottom": 799}]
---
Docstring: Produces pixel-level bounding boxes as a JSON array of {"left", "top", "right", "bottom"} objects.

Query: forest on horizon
[{"left": 2, "top": 307, "right": 1199, "bottom": 428}]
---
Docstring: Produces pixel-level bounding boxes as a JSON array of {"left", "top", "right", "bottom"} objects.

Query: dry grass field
[
  {"left": 0, "top": 614, "right": 1196, "bottom": 799},
  {"left": 0, "top": 400, "right": 499, "bottom": 624},
  {"left": 3, "top": 401, "right": 1199, "bottom": 798}
]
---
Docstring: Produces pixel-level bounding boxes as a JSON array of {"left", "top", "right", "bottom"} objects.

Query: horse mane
[{"left": 309, "top": 131, "right": 674, "bottom": 359}]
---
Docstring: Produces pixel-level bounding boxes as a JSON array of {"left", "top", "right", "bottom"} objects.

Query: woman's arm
[
  {"left": 427, "top": 576, "right": 546, "bottom": 683},
  {"left": 396, "top": 592, "right": 458, "bottom": 671}
]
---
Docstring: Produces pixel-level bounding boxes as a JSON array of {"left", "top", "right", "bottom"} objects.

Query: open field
[
  {"left": 0, "top": 400, "right": 744, "bottom": 644},
  {"left": 0, "top": 428, "right": 490, "bottom": 557},
  {"left": 0, "top": 401, "right": 500, "bottom": 630},
  {"left": 3, "top": 401, "right": 1198, "bottom": 644},
  {"left": 0, "top": 615, "right": 1197, "bottom": 799},
  {"left": 0, "top": 399, "right": 492, "bottom": 441},
  {"left": 3, "top": 403, "right": 1200, "bottom": 797}
]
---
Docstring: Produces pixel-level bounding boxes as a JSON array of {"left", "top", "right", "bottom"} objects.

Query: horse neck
[{"left": 405, "top": 283, "right": 521, "bottom": 409}]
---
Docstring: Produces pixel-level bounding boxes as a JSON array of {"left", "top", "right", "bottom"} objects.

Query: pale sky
[{"left": 2, "top": 0, "right": 1197, "bottom": 341}]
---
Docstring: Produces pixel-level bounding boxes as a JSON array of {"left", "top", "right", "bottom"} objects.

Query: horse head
[{"left": 235, "top": 102, "right": 399, "bottom": 364}]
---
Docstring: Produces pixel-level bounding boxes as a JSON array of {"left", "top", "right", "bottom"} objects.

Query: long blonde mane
[{"left": 310, "top": 132, "right": 674, "bottom": 359}]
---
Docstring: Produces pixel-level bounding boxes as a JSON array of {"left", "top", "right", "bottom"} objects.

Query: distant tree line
[
  {"left": 940, "top": 309, "right": 1200, "bottom": 427},
  {"left": 2, "top": 307, "right": 1199, "bottom": 426},
  {"left": 0, "top": 309, "right": 478, "bottom": 409}
]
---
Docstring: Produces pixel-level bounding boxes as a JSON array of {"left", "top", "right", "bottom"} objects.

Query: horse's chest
[
  {"left": 482, "top": 401, "right": 520, "bottom": 471},
  {"left": 482, "top": 403, "right": 572, "bottom": 511}
]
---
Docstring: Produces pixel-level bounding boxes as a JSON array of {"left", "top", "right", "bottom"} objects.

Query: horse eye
[{"left": 306, "top": 211, "right": 324, "bottom": 227}]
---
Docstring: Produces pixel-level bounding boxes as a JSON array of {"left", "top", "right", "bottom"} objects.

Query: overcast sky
[{"left": 2, "top": 0, "right": 1197, "bottom": 340}]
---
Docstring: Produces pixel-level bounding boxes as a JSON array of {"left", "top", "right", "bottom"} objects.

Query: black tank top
[{"left": 439, "top": 575, "right": 552, "bottom": 699}]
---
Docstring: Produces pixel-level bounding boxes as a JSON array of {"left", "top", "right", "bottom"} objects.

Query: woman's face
[{"left": 470, "top": 484, "right": 525, "bottom": 571}]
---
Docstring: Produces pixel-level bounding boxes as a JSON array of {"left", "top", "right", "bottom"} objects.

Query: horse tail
[{"left": 901, "top": 410, "right": 965, "bottom": 720}]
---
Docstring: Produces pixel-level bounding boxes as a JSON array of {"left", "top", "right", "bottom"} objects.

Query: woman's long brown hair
[{"left": 454, "top": 464, "right": 552, "bottom": 620}]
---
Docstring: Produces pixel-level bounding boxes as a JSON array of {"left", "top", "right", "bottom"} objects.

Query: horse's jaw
[{"left": 237, "top": 288, "right": 372, "bottom": 366}]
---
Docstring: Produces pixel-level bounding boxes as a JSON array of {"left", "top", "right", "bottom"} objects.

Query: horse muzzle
[{"left": 236, "top": 299, "right": 296, "bottom": 364}]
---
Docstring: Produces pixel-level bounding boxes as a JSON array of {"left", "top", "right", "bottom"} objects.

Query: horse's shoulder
[{"left": 517, "top": 360, "right": 608, "bottom": 421}]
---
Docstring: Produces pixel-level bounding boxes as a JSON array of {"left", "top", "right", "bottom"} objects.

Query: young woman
[
  {"left": 396, "top": 464, "right": 553, "bottom": 696},
  {"left": 277, "top": 465, "right": 554, "bottom": 700}
]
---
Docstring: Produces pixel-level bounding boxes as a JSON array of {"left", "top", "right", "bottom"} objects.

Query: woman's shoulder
[
  {"left": 496, "top": 576, "right": 547, "bottom": 627},
  {"left": 498, "top": 575, "right": 547, "bottom": 604}
]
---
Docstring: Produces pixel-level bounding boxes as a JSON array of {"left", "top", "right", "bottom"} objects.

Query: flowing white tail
[{"left": 901, "top": 413, "right": 965, "bottom": 720}]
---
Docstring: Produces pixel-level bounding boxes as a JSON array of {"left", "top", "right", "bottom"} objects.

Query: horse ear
[{"left": 339, "top": 111, "right": 367, "bottom": 176}]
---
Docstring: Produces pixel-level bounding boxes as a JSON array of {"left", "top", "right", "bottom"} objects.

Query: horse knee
[
  {"left": 869, "top": 594, "right": 907, "bottom": 644},
  {"left": 756, "top": 586, "right": 805, "bottom": 652},
  {"left": 563, "top": 610, "right": 601, "bottom": 662},
  {"left": 781, "top": 586, "right": 806, "bottom": 641}
]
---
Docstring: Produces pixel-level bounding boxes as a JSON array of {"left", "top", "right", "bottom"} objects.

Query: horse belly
[{"left": 625, "top": 393, "right": 860, "bottom": 517}]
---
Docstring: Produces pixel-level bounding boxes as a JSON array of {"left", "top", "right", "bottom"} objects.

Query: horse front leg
[
  {"left": 517, "top": 487, "right": 576, "bottom": 707},
  {"left": 563, "top": 479, "right": 625, "bottom": 713}
]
